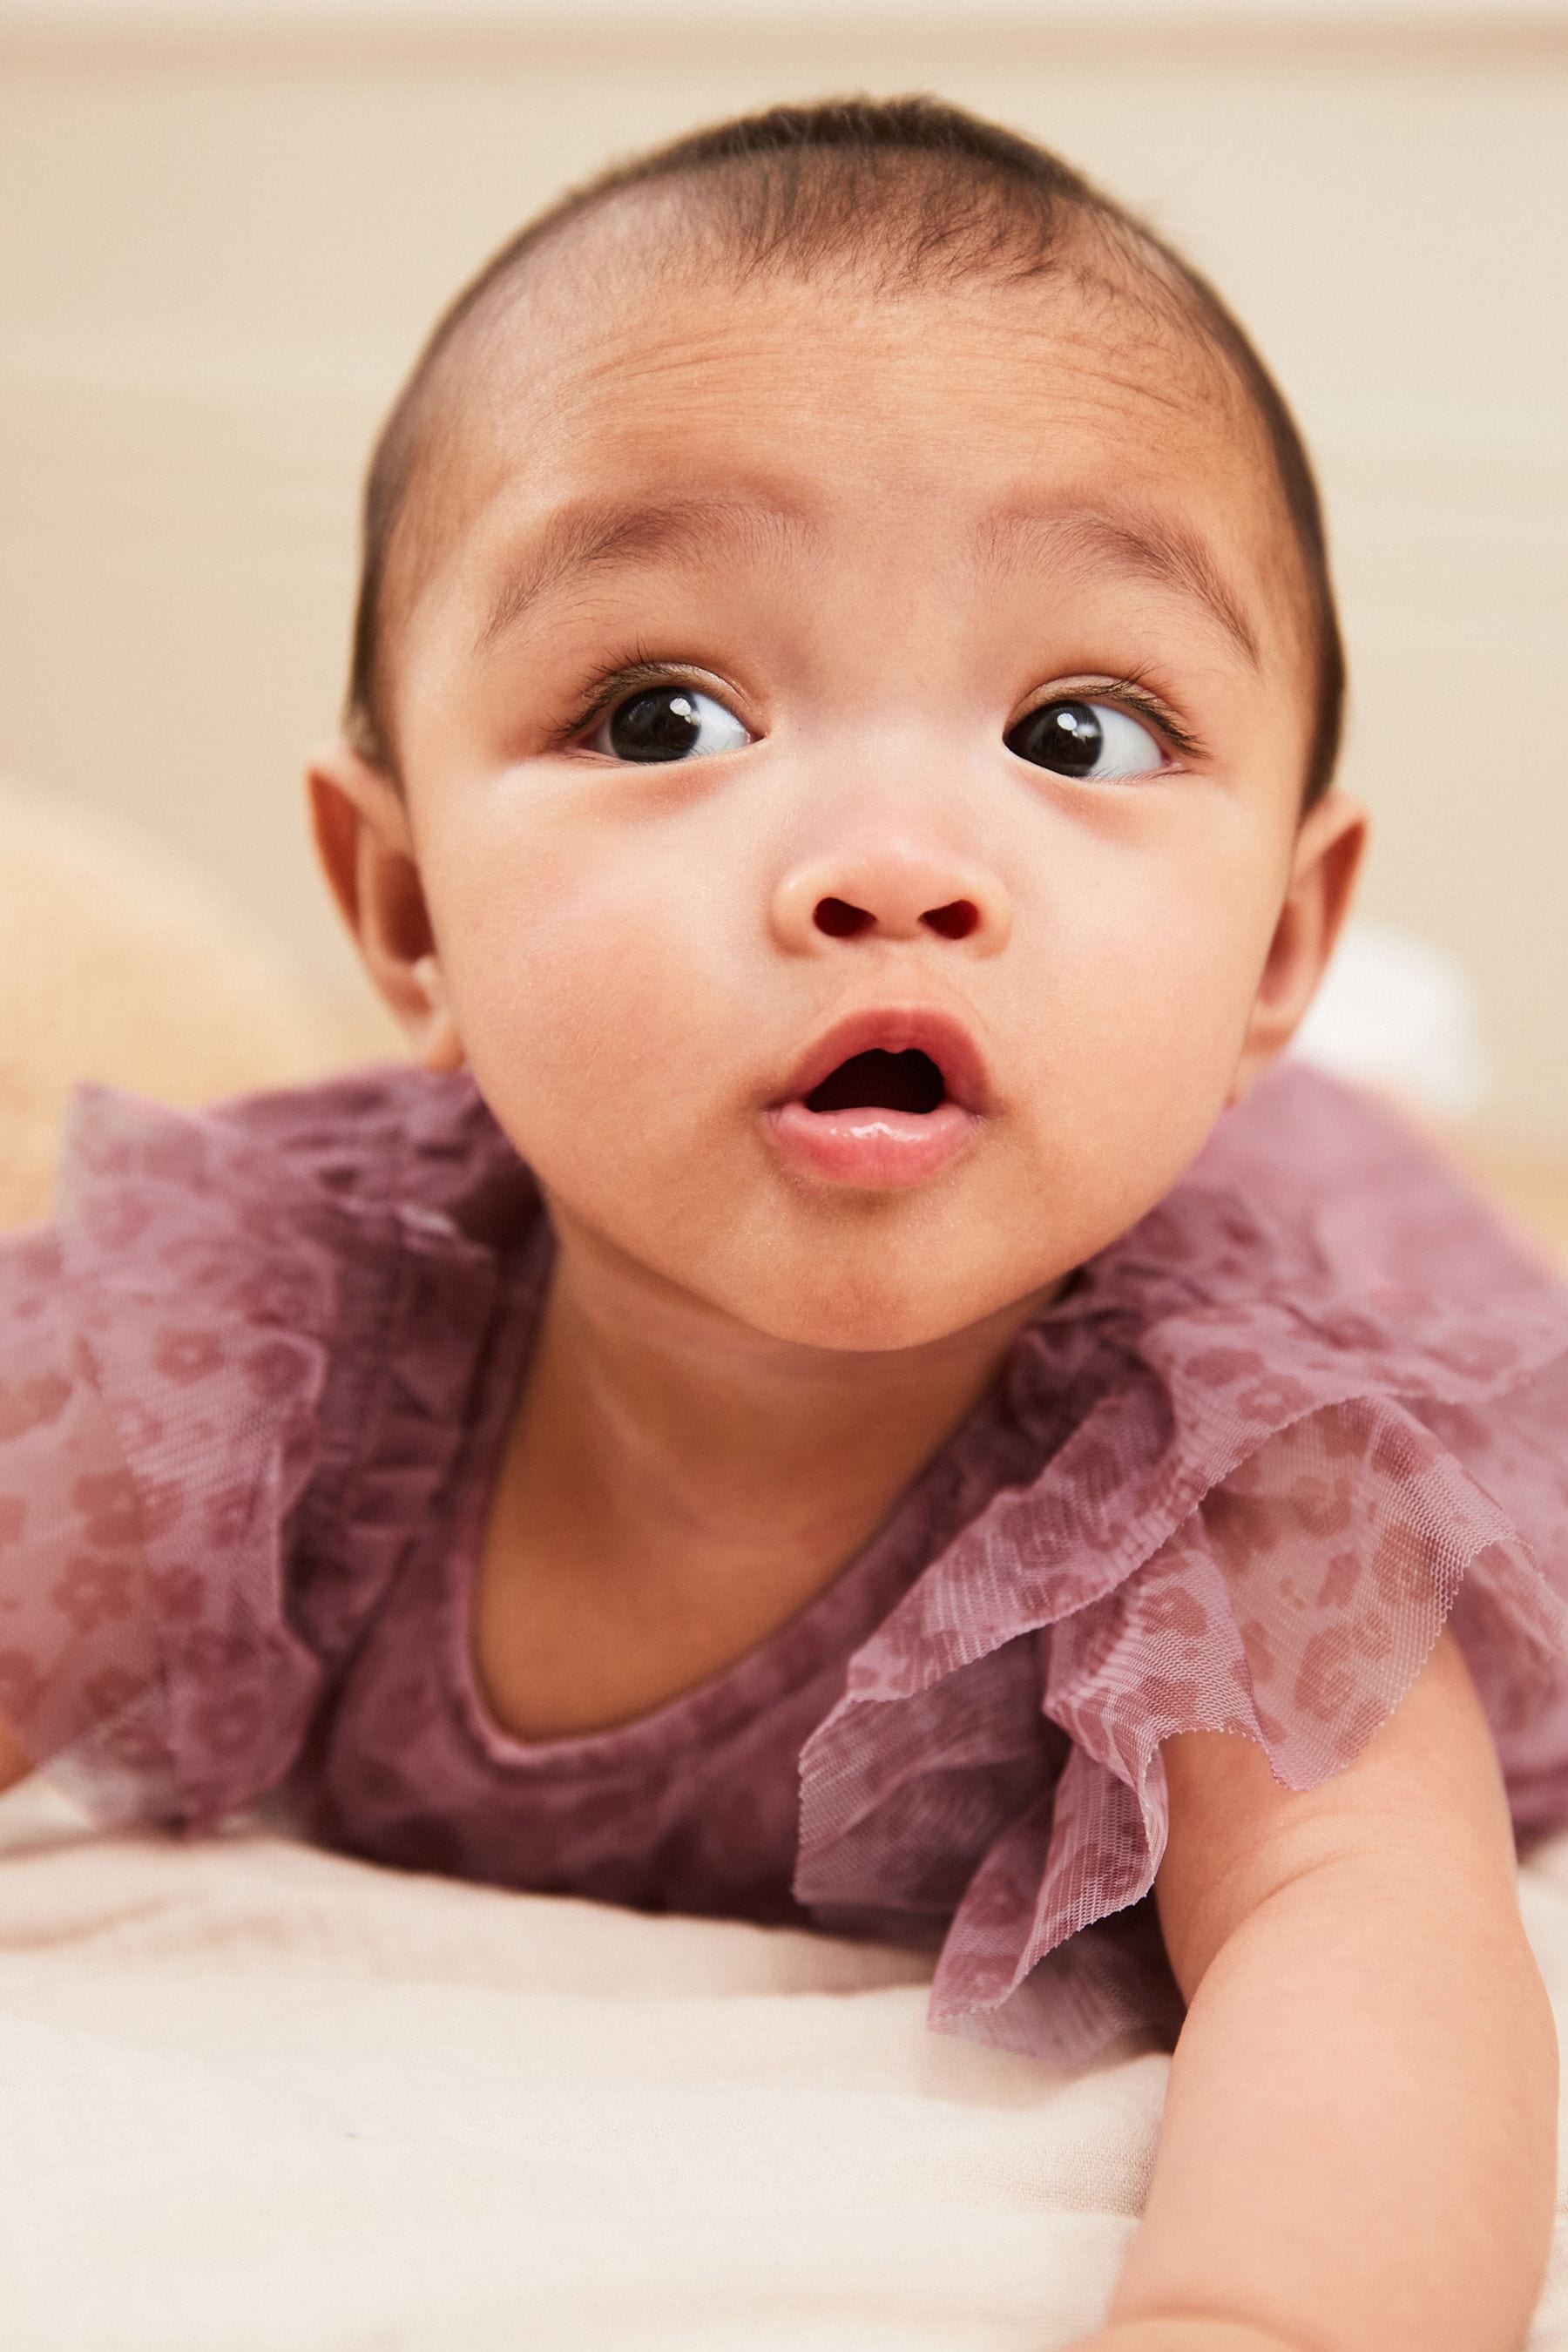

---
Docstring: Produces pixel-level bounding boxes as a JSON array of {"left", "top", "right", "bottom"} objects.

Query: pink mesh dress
[{"left": 2, "top": 1058, "right": 1566, "bottom": 2066}]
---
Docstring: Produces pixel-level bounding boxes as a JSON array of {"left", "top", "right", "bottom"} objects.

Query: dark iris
[
  {"left": 605, "top": 687, "right": 703, "bottom": 763},
  {"left": 1004, "top": 700, "right": 1104, "bottom": 778}
]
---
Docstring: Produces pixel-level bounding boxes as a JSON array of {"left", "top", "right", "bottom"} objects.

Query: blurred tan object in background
[{"left": 0, "top": 773, "right": 398, "bottom": 1229}]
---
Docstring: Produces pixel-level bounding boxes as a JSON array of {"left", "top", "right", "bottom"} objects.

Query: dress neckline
[{"left": 435, "top": 1210, "right": 1057, "bottom": 1778}]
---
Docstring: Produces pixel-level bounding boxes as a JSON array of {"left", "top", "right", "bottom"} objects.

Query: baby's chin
[
  {"left": 662, "top": 1222, "right": 1076, "bottom": 1357},
  {"left": 688, "top": 1140, "right": 1139, "bottom": 1353},
  {"left": 727, "top": 1279, "right": 1067, "bottom": 1359},
  {"left": 537, "top": 1158, "right": 1067, "bottom": 1353}
]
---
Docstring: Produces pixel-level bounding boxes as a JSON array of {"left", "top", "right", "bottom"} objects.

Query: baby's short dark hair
[{"left": 347, "top": 96, "right": 1345, "bottom": 810}]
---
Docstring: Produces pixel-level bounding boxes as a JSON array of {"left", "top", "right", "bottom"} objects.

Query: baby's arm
[{"left": 1072, "top": 1630, "right": 1558, "bottom": 2352}]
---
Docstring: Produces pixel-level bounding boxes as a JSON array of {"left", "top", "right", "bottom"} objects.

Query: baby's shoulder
[
  {"left": 1154, "top": 1061, "right": 1564, "bottom": 1318},
  {"left": 0, "top": 1063, "right": 544, "bottom": 1332},
  {"left": 0, "top": 1063, "right": 542, "bottom": 1831},
  {"left": 56, "top": 1060, "right": 520, "bottom": 1227}
]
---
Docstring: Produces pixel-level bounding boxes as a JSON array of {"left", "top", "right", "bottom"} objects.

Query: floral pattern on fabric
[
  {"left": 794, "top": 1082, "right": 1568, "bottom": 2058},
  {"left": 1, "top": 1058, "right": 1566, "bottom": 2069}
]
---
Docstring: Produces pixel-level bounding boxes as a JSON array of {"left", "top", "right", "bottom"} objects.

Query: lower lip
[{"left": 764, "top": 1100, "right": 981, "bottom": 1188}]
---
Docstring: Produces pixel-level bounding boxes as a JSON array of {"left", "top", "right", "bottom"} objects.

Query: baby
[{"left": 3, "top": 96, "right": 1568, "bottom": 2352}]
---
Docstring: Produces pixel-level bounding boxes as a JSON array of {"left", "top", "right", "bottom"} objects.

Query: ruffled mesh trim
[
  {"left": 799, "top": 1358, "right": 1568, "bottom": 2065},
  {"left": 0, "top": 1075, "right": 521, "bottom": 1834},
  {"left": 797, "top": 1074, "right": 1568, "bottom": 2065},
  {"left": 0, "top": 1091, "right": 334, "bottom": 1825}
]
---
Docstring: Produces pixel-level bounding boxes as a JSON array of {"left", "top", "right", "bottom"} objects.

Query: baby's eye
[
  {"left": 1004, "top": 698, "right": 1166, "bottom": 781},
  {"left": 589, "top": 684, "right": 752, "bottom": 764}
]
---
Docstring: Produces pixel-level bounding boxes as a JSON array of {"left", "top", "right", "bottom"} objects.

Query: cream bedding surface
[{"left": 0, "top": 1779, "right": 1565, "bottom": 2352}]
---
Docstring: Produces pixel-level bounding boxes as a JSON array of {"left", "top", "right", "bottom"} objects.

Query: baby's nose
[{"left": 771, "top": 837, "right": 1012, "bottom": 956}]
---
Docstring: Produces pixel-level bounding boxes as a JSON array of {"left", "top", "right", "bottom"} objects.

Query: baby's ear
[
  {"left": 306, "top": 740, "right": 463, "bottom": 1071},
  {"left": 1229, "top": 789, "right": 1369, "bottom": 1104}
]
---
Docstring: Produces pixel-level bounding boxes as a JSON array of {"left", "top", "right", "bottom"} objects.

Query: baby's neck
[{"left": 472, "top": 1220, "right": 1057, "bottom": 1740}]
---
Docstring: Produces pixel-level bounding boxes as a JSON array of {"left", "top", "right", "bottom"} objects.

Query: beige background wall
[{"left": 1, "top": 3, "right": 1565, "bottom": 1142}]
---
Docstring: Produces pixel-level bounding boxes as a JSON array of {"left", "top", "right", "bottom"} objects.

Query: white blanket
[{"left": 1, "top": 1777, "right": 1565, "bottom": 2352}]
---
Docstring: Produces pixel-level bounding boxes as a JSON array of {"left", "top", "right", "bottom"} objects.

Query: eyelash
[
  {"left": 551, "top": 655, "right": 1205, "bottom": 765},
  {"left": 551, "top": 652, "right": 706, "bottom": 751}
]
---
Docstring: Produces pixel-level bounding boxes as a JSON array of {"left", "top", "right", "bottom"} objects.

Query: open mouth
[
  {"left": 804, "top": 1048, "right": 947, "bottom": 1117},
  {"left": 765, "top": 1012, "right": 988, "bottom": 1190}
]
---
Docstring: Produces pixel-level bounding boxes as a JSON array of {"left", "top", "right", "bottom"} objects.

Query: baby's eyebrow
[
  {"left": 976, "top": 503, "right": 1263, "bottom": 670},
  {"left": 475, "top": 495, "right": 816, "bottom": 652}
]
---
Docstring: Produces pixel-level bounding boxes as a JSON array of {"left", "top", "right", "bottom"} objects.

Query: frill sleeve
[
  {"left": 0, "top": 1087, "right": 341, "bottom": 1828},
  {"left": 0, "top": 1071, "right": 514, "bottom": 1834},
  {"left": 794, "top": 1068, "right": 1568, "bottom": 2068}
]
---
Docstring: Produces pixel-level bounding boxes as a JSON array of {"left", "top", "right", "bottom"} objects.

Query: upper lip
[{"left": 768, "top": 1006, "right": 993, "bottom": 1116}]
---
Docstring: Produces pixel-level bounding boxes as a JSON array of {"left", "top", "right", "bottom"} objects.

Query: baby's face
[{"left": 352, "top": 233, "right": 1358, "bottom": 1350}]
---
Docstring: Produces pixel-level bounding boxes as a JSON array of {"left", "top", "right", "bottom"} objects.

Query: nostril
[
  {"left": 922, "top": 900, "right": 979, "bottom": 942},
  {"left": 814, "top": 896, "right": 874, "bottom": 939}
]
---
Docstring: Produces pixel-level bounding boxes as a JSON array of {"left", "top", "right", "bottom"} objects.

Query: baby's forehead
[
  {"left": 411, "top": 209, "right": 1279, "bottom": 594},
  {"left": 476, "top": 193, "right": 1238, "bottom": 431}
]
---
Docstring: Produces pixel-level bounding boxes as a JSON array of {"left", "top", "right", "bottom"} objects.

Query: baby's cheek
[
  {"left": 1111, "top": 932, "right": 1257, "bottom": 1082},
  {"left": 1024, "top": 904, "right": 1264, "bottom": 1215},
  {"left": 442, "top": 860, "right": 730, "bottom": 1152}
]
